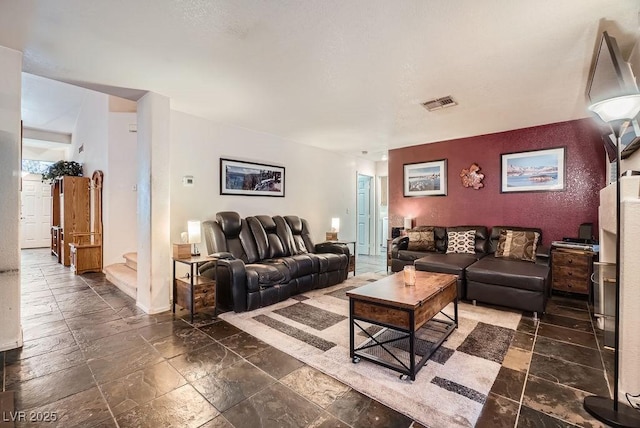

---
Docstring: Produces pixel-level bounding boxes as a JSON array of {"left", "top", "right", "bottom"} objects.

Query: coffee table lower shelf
[{"left": 349, "top": 300, "right": 458, "bottom": 381}]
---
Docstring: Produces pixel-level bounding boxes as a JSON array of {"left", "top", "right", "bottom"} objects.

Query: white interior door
[
  {"left": 21, "top": 176, "right": 52, "bottom": 248},
  {"left": 357, "top": 174, "right": 371, "bottom": 255}
]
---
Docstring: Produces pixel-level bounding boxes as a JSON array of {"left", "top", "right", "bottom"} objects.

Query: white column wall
[
  {"left": 169, "top": 110, "right": 375, "bottom": 248},
  {"left": 0, "top": 46, "right": 23, "bottom": 351},
  {"left": 105, "top": 112, "right": 137, "bottom": 266},
  {"left": 599, "top": 176, "right": 640, "bottom": 402},
  {"left": 619, "top": 196, "right": 640, "bottom": 400},
  {"left": 136, "top": 92, "right": 171, "bottom": 314}
]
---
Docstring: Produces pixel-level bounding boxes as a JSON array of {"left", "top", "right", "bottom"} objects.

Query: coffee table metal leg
[
  {"left": 349, "top": 299, "right": 355, "bottom": 360},
  {"left": 409, "top": 310, "right": 416, "bottom": 380},
  {"left": 454, "top": 297, "right": 459, "bottom": 328}
]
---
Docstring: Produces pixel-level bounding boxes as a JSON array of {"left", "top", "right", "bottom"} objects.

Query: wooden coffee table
[{"left": 347, "top": 271, "right": 458, "bottom": 380}]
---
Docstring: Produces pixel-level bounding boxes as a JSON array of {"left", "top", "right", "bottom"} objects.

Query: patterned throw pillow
[
  {"left": 446, "top": 230, "right": 476, "bottom": 254},
  {"left": 495, "top": 230, "right": 540, "bottom": 262},
  {"left": 407, "top": 226, "right": 435, "bottom": 251}
]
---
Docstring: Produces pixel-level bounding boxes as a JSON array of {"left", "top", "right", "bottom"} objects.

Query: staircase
[{"left": 104, "top": 252, "right": 137, "bottom": 299}]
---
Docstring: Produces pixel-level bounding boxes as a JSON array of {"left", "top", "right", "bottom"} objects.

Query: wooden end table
[
  {"left": 172, "top": 255, "right": 218, "bottom": 323},
  {"left": 347, "top": 271, "right": 458, "bottom": 380}
]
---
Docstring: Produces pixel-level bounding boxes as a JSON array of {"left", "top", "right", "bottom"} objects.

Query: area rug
[{"left": 219, "top": 272, "right": 522, "bottom": 427}]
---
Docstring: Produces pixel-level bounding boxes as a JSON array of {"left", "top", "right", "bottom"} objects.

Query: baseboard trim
[
  {"left": 0, "top": 327, "right": 23, "bottom": 352},
  {"left": 136, "top": 301, "right": 170, "bottom": 315}
]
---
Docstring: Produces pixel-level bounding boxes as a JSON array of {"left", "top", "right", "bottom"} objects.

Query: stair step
[
  {"left": 123, "top": 252, "right": 137, "bottom": 271},
  {"left": 104, "top": 263, "right": 137, "bottom": 299}
]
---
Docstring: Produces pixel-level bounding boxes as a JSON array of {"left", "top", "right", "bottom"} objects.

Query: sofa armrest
[
  {"left": 209, "top": 251, "right": 235, "bottom": 259},
  {"left": 315, "top": 242, "right": 350, "bottom": 256},
  {"left": 536, "top": 245, "right": 551, "bottom": 266},
  {"left": 198, "top": 252, "right": 236, "bottom": 276},
  {"left": 211, "top": 258, "right": 249, "bottom": 313},
  {"left": 391, "top": 236, "right": 409, "bottom": 258}
]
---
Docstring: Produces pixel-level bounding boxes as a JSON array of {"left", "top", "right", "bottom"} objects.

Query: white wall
[
  {"left": 69, "top": 92, "right": 139, "bottom": 268},
  {"left": 0, "top": 45, "right": 23, "bottom": 351},
  {"left": 71, "top": 90, "right": 109, "bottom": 172},
  {"left": 137, "top": 92, "right": 171, "bottom": 314},
  {"left": 22, "top": 146, "right": 69, "bottom": 162},
  {"left": 104, "top": 112, "right": 137, "bottom": 265},
  {"left": 169, "top": 110, "right": 375, "bottom": 250}
]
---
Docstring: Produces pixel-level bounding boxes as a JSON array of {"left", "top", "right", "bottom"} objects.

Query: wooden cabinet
[
  {"left": 50, "top": 176, "right": 91, "bottom": 266},
  {"left": 51, "top": 226, "right": 61, "bottom": 262},
  {"left": 551, "top": 248, "right": 594, "bottom": 296}
]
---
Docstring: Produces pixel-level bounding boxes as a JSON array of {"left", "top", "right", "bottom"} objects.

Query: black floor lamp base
[{"left": 584, "top": 396, "right": 640, "bottom": 428}]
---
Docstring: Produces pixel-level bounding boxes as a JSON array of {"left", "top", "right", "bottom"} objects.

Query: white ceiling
[
  {"left": 2, "top": 1, "right": 639, "bottom": 160},
  {"left": 21, "top": 73, "right": 87, "bottom": 134}
]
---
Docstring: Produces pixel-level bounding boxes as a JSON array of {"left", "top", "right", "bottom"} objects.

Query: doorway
[
  {"left": 20, "top": 175, "right": 52, "bottom": 248},
  {"left": 356, "top": 174, "right": 373, "bottom": 255}
]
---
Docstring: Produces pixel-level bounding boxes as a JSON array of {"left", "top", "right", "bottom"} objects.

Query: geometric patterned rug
[{"left": 220, "top": 272, "right": 522, "bottom": 427}]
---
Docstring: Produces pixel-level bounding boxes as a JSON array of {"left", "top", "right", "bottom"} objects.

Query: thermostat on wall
[{"left": 182, "top": 175, "right": 194, "bottom": 187}]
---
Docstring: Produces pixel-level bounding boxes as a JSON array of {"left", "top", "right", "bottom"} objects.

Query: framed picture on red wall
[
  {"left": 500, "top": 147, "right": 565, "bottom": 193},
  {"left": 403, "top": 159, "right": 447, "bottom": 197}
]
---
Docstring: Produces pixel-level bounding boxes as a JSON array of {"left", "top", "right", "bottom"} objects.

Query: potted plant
[{"left": 41, "top": 160, "right": 84, "bottom": 184}]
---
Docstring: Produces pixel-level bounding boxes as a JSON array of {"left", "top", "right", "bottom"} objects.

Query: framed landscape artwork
[
  {"left": 404, "top": 159, "right": 447, "bottom": 197},
  {"left": 500, "top": 147, "right": 565, "bottom": 193},
  {"left": 220, "top": 158, "right": 285, "bottom": 197}
]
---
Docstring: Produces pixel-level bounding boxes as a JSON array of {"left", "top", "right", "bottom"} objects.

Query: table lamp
[
  {"left": 326, "top": 217, "right": 340, "bottom": 241},
  {"left": 187, "top": 220, "right": 201, "bottom": 256}
]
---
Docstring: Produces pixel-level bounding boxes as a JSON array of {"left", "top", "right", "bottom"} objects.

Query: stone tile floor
[{"left": 0, "top": 249, "right": 616, "bottom": 427}]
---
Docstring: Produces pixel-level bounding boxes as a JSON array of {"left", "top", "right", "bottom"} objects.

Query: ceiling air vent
[{"left": 422, "top": 96, "right": 457, "bottom": 112}]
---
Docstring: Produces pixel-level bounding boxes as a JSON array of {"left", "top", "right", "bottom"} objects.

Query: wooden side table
[
  {"left": 551, "top": 247, "right": 595, "bottom": 298},
  {"left": 172, "top": 255, "right": 217, "bottom": 323}
]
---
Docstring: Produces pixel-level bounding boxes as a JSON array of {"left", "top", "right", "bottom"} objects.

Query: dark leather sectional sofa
[
  {"left": 392, "top": 225, "right": 551, "bottom": 316},
  {"left": 200, "top": 211, "right": 350, "bottom": 312}
]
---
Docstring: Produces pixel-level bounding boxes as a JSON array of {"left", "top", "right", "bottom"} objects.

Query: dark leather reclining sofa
[
  {"left": 392, "top": 225, "right": 550, "bottom": 316},
  {"left": 200, "top": 211, "right": 350, "bottom": 312}
]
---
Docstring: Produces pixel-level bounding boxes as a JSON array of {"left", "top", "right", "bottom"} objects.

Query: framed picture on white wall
[{"left": 220, "top": 158, "right": 285, "bottom": 197}]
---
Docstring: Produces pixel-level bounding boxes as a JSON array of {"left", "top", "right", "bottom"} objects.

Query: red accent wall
[{"left": 388, "top": 119, "right": 606, "bottom": 245}]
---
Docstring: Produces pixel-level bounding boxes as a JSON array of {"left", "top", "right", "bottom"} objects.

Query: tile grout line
[
  {"left": 512, "top": 315, "right": 539, "bottom": 427},
  {"left": 586, "top": 299, "right": 613, "bottom": 399}
]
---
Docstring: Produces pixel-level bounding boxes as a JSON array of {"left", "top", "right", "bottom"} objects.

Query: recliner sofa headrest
[
  {"left": 256, "top": 215, "right": 277, "bottom": 231},
  {"left": 284, "top": 216, "right": 303, "bottom": 234},
  {"left": 216, "top": 211, "right": 242, "bottom": 237}
]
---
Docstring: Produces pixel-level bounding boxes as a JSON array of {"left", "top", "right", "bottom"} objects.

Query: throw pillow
[
  {"left": 495, "top": 230, "right": 540, "bottom": 262},
  {"left": 446, "top": 230, "right": 476, "bottom": 254},
  {"left": 407, "top": 226, "right": 435, "bottom": 251}
]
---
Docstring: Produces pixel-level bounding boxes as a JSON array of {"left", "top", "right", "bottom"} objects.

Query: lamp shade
[
  {"left": 331, "top": 217, "right": 340, "bottom": 233},
  {"left": 589, "top": 94, "right": 640, "bottom": 123},
  {"left": 187, "top": 220, "right": 201, "bottom": 244},
  {"left": 404, "top": 218, "right": 413, "bottom": 230}
]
